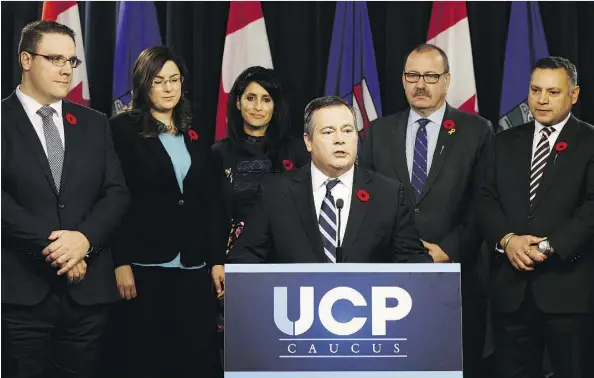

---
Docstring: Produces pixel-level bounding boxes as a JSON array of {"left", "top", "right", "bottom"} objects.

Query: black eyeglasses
[
  {"left": 26, "top": 51, "right": 82, "bottom": 68},
  {"left": 403, "top": 72, "right": 448, "bottom": 84}
]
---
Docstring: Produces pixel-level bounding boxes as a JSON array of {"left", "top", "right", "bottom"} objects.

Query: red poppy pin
[
  {"left": 65, "top": 113, "right": 76, "bottom": 125},
  {"left": 357, "top": 189, "right": 370, "bottom": 202},
  {"left": 443, "top": 120, "right": 456, "bottom": 135},
  {"left": 555, "top": 141, "right": 568, "bottom": 152},
  {"left": 188, "top": 130, "right": 199, "bottom": 141},
  {"left": 282, "top": 159, "right": 294, "bottom": 171}
]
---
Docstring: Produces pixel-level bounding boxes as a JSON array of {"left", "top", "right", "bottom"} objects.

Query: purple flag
[
  {"left": 112, "top": 1, "right": 162, "bottom": 115},
  {"left": 499, "top": 1, "right": 549, "bottom": 131},
  {"left": 324, "top": 1, "right": 382, "bottom": 140}
]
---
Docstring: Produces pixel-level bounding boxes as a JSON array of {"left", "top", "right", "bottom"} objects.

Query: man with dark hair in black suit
[
  {"left": 228, "top": 96, "right": 431, "bottom": 264},
  {"left": 477, "top": 56, "right": 594, "bottom": 378},
  {"left": 2, "top": 20, "right": 129, "bottom": 378}
]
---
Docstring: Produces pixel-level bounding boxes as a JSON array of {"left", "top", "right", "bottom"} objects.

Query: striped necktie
[
  {"left": 411, "top": 118, "right": 430, "bottom": 202},
  {"left": 319, "top": 179, "right": 340, "bottom": 263},
  {"left": 530, "top": 126, "right": 555, "bottom": 203}
]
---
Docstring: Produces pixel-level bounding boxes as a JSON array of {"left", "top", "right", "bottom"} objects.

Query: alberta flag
[
  {"left": 498, "top": 1, "right": 549, "bottom": 131},
  {"left": 324, "top": 1, "right": 382, "bottom": 140},
  {"left": 112, "top": 1, "right": 162, "bottom": 115}
]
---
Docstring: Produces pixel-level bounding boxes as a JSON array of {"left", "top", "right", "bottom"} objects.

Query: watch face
[{"left": 538, "top": 240, "right": 549, "bottom": 253}]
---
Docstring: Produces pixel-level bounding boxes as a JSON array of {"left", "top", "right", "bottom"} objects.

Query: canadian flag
[
  {"left": 427, "top": 1, "right": 478, "bottom": 113},
  {"left": 42, "top": 1, "right": 90, "bottom": 106},
  {"left": 215, "top": 1, "right": 273, "bottom": 141}
]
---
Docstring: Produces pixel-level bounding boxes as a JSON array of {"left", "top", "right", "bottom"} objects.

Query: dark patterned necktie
[
  {"left": 411, "top": 118, "right": 430, "bottom": 202},
  {"left": 37, "top": 106, "right": 64, "bottom": 192},
  {"left": 529, "top": 126, "right": 555, "bottom": 203},
  {"left": 319, "top": 179, "right": 340, "bottom": 263}
]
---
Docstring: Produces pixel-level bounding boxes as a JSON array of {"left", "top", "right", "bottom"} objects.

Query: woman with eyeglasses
[
  {"left": 212, "top": 66, "right": 310, "bottom": 257},
  {"left": 108, "top": 46, "right": 226, "bottom": 378}
]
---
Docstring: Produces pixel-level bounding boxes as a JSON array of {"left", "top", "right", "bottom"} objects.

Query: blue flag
[
  {"left": 498, "top": 1, "right": 549, "bottom": 131},
  {"left": 324, "top": 1, "right": 382, "bottom": 140},
  {"left": 112, "top": 1, "right": 162, "bottom": 115}
]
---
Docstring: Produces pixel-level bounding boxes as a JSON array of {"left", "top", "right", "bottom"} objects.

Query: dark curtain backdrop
[{"left": 3, "top": 1, "right": 594, "bottom": 146}]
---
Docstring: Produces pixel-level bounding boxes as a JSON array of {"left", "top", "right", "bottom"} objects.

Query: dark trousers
[
  {"left": 123, "top": 266, "right": 222, "bottom": 378},
  {"left": 492, "top": 292, "right": 594, "bottom": 378},
  {"left": 2, "top": 287, "right": 109, "bottom": 378},
  {"left": 462, "top": 295, "right": 488, "bottom": 378}
]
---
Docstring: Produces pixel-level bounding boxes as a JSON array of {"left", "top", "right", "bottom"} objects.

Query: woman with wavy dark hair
[
  {"left": 212, "top": 66, "right": 309, "bottom": 255},
  {"left": 109, "top": 46, "right": 226, "bottom": 378}
]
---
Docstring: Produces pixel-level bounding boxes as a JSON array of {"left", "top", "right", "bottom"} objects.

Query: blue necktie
[
  {"left": 411, "top": 118, "right": 429, "bottom": 202},
  {"left": 319, "top": 179, "right": 340, "bottom": 263}
]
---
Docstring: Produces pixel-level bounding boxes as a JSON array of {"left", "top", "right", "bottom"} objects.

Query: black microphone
[{"left": 335, "top": 199, "right": 344, "bottom": 263}]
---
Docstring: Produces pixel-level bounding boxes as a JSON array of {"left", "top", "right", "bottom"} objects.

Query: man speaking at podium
[{"left": 228, "top": 96, "right": 431, "bottom": 264}]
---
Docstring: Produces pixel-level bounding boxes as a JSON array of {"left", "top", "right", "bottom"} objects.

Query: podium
[{"left": 225, "top": 264, "right": 462, "bottom": 377}]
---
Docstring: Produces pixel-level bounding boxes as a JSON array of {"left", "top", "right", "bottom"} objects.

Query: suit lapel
[
  {"left": 418, "top": 105, "right": 460, "bottom": 203},
  {"left": 60, "top": 101, "right": 86, "bottom": 193},
  {"left": 512, "top": 123, "right": 536, "bottom": 208},
  {"left": 5, "top": 93, "right": 58, "bottom": 196},
  {"left": 289, "top": 165, "right": 327, "bottom": 262},
  {"left": 342, "top": 167, "right": 371, "bottom": 259},
  {"left": 390, "top": 111, "right": 416, "bottom": 205},
  {"left": 530, "top": 116, "right": 580, "bottom": 211}
]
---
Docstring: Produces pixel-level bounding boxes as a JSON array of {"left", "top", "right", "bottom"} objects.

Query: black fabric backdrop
[{"left": 3, "top": 1, "right": 594, "bottom": 146}]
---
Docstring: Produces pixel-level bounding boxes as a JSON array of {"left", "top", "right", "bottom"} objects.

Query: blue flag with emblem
[
  {"left": 498, "top": 1, "right": 549, "bottom": 131},
  {"left": 112, "top": 1, "right": 162, "bottom": 115},
  {"left": 324, "top": 1, "right": 382, "bottom": 143}
]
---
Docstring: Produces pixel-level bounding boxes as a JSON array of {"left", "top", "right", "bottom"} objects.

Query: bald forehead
[{"left": 405, "top": 49, "right": 446, "bottom": 73}]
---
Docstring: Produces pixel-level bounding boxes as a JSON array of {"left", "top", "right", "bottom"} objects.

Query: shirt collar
[
  {"left": 311, "top": 162, "right": 355, "bottom": 191},
  {"left": 534, "top": 112, "right": 571, "bottom": 135},
  {"left": 408, "top": 102, "right": 447, "bottom": 127},
  {"left": 16, "top": 85, "right": 62, "bottom": 118}
]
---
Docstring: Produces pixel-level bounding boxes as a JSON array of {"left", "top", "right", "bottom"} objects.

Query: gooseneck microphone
[{"left": 335, "top": 199, "right": 344, "bottom": 263}]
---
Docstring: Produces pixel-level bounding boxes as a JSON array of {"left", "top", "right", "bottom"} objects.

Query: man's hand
[
  {"left": 42, "top": 230, "right": 90, "bottom": 276},
  {"left": 66, "top": 260, "right": 87, "bottom": 284},
  {"left": 422, "top": 240, "right": 450, "bottom": 263},
  {"left": 502, "top": 234, "right": 546, "bottom": 271},
  {"left": 115, "top": 265, "right": 137, "bottom": 300},
  {"left": 527, "top": 244, "right": 548, "bottom": 265},
  {"left": 211, "top": 265, "right": 225, "bottom": 299}
]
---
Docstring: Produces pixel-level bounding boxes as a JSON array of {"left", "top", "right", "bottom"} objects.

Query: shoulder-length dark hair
[
  {"left": 129, "top": 46, "right": 192, "bottom": 137},
  {"left": 226, "top": 66, "right": 291, "bottom": 152}
]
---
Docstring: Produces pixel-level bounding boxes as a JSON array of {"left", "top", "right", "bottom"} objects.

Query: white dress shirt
[
  {"left": 15, "top": 85, "right": 65, "bottom": 156},
  {"left": 531, "top": 112, "right": 571, "bottom": 156},
  {"left": 406, "top": 103, "right": 446, "bottom": 179},
  {"left": 311, "top": 162, "right": 354, "bottom": 245},
  {"left": 495, "top": 112, "right": 572, "bottom": 253}
]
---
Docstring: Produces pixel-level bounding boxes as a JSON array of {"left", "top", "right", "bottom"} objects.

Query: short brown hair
[{"left": 18, "top": 20, "right": 76, "bottom": 57}]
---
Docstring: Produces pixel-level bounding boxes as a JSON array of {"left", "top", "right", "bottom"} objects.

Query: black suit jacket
[
  {"left": 360, "top": 105, "right": 493, "bottom": 295},
  {"left": 228, "top": 164, "right": 431, "bottom": 263},
  {"left": 109, "top": 112, "right": 227, "bottom": 268},
  {"left": 2, "top": 92, "right": 130, "bottom": 306},
  {"left": 477, "top": 115, "right": 594, "bottom": 314}
]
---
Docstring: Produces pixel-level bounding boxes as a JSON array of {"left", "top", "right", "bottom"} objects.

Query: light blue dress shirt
[{"left": 405, "top": 103, "right": 447, "bottom": 180}]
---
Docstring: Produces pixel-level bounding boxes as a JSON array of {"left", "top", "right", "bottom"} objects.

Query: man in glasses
[
  {"left": 360, "top": 43, "right": 493, "bottom": 377},
  {"left": 1, "top": 20, "right": 129, "bottom": 378}
]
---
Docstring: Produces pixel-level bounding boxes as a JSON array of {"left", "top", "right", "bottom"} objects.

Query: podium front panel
[{"left": 225, "top": 264, "right": 462, "bottom": 377}]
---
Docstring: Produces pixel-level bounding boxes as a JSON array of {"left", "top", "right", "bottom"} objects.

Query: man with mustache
[
  {"left": 228, "top": 96, "right": 431, "bottom": 264},
  {"left": 360, "top": 44, "right": 493, "bottom": 377},
  {"left": 477, "top": 56, "right": 594, "bottom": 378}
]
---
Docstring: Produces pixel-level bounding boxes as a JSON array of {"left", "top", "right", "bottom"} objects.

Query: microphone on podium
[{"left": 336, "top": 199, "right": 344, "bottom": 263}]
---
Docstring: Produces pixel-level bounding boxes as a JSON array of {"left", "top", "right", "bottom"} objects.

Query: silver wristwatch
[{"left": 537, "top": 240, "right": 554, "bottom": 256}]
